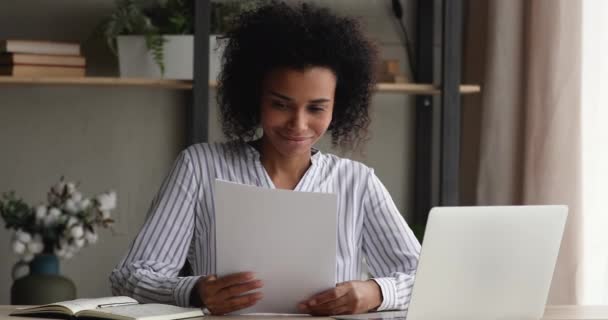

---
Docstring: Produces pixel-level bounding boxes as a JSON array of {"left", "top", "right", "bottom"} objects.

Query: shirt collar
[{"left": 242, "top": 140, "right": 321, "bottom": 165}]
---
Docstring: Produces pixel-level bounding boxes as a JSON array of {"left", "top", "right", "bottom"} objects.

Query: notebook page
[
  {"left": 60, "top": 296, "right": 138, "bottom": 313},
  {"left": 78, "top": 304, "right": 204, "bottom": 320}
]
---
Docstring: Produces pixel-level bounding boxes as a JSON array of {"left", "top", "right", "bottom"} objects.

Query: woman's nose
[{"left": 288, "top": 111, "right": 307, "bottom": 131}]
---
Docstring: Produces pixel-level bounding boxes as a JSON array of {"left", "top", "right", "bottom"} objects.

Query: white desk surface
[{"left": 2, "top": 305, "right": 608, "bottom": 320}]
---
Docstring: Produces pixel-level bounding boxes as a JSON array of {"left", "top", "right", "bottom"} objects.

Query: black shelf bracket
[
  {"left": 414, "top": 0, "right": 463, "bottom": 227},
  {"left": 439, "top": 0, "right": 462, "bottom": 206},
  {"left": 188, "top": 0, "right": 211, "bottom": 146}
]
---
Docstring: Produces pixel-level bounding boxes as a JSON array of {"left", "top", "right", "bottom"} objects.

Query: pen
[{"left": 97, "top": 302, "right": 139, "bottom": 308}]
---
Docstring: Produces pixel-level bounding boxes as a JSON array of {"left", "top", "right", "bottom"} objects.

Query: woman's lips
[{"left": 280, "top": 134, "right": 311, "bottom": 141}]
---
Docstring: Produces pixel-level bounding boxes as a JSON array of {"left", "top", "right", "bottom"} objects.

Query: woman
[{"left": 110, "top": 2, "right": 420, "bottom": 316}]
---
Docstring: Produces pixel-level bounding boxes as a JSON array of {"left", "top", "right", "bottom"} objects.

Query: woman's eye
[
  {"left": 308, "top": 105, "right": 325, "bottom": 112},
  {"left": 272, "top": 101, "right": 287, "bottom": 109}
]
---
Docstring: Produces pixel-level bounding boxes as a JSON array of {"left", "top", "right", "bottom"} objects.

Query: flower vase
[{"left": 11, "top": 254, "right": 76, "bottom": 304}]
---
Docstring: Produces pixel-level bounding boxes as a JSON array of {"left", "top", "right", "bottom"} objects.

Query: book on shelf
[
  {"left": 377, "top": 59, "right": 409, "bottom": 83},
  {"left": 0, "top": 40, "right": 80, "bottom": 56},
  {"left": 0, "top": 65, "right": 85, "bottom": 77},
  {"left": 0, "top": 53, "right": 85, "bottom": 67},
  {"left": 10, "top": 296, "right": 205, "bottom": 320}
]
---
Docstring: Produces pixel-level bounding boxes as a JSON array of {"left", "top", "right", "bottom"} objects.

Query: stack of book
[
  {"left": 0, "top": 40, "right": 85, "bottom": 77},
  {"left": 378, "top": 59, "right": 409, "bottom": 83}
]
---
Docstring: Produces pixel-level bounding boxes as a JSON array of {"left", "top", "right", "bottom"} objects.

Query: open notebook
[{"left": 10, "top": 296, "right": 204, "bottom": 320}]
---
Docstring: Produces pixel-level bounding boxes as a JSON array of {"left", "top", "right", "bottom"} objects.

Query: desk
[{"left": 2, "top": 305, "right": 608, "bottom": 320}]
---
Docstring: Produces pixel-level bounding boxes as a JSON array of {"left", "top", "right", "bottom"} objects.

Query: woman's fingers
[
  {"left": 330, "top": 305, "right": 352, "bottom": 316},
  {"left": 215, "top": 272, "right": 256, "bottom": 290},
  {"left": 299, "top": 280, "right": 382, "bottom": 315},
  {"left": 301, "top": 285, "right": 349, "bottom": 308},
  {"left": 216, "top": 279, "right": 264, "bottom": 300},
  {"left": 307, "top": 295, "right": 350, "bottom": 316},
  {"left": 203, "top": 272, "right": 256, "bottom": 296},
  {"left": 212, "top": 292, "right": 263, "bottom": 315},
  {"left": 202, "top": 272, "right": 264, "bottom": 315}
]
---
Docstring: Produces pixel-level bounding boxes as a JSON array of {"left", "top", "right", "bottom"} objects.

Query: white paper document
[{"left": 214, "top": 179, "right": 338, "bottom": 314}]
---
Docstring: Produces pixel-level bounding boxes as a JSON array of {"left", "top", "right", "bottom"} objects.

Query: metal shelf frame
[{"left": 414, "top": 0, "right": 463, "bottom": 227}]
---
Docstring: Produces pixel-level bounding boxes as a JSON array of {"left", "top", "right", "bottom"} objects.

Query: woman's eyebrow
[
  {"left": 269, "top": 91, "right": 331, "bottom": 103},
  {"left": 270, "top": 91, "right": 293, "bottom": 101}
]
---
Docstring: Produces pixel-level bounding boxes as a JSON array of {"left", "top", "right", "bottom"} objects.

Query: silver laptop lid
[{"left": 406, "top": 205, "right": 568, "bottom": 320}]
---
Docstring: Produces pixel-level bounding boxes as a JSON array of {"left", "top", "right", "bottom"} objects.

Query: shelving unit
[{"left": 0, "top": 0, "right": 469, "bottom": 227}]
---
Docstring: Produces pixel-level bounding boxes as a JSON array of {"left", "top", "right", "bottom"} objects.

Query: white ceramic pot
[
  {"left": 117, "top": 35, "right": 224, "bottom": 80},
  {"left": 208, "top": 34, "right": 224, "bottom": 82}
]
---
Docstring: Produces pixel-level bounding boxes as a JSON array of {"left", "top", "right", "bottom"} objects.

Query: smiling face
[{"left": 259, "top": 67, "right": 337, "bottom": 158}]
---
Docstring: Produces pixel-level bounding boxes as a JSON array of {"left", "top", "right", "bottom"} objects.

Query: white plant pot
[
  {"left": 209, "top": 34, "right": 224, "bottom": 82},
  {"left": 117, "top": 35, "right": 223, "bottom": 81}
]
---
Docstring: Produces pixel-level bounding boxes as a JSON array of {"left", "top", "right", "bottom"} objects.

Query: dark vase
[{"left": 11, "top": 254, "right": 76, "bottom": 305}]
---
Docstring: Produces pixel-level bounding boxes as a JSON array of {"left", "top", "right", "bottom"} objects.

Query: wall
[{"left": 0, "top": 0, "right": 416, "bottom": 304}]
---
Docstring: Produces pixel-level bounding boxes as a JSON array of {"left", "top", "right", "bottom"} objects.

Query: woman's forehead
[{"left": 262, "top": 67, "right": 337, "bottom": 99}]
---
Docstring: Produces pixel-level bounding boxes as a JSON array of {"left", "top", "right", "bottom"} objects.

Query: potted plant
[
  {"left": 97, "top": 0, "right": 267, "bottom": 80},
  {"left": 1, "top": 177, "right": 117, "bottom": 304},
  {"left": 98, "top": 0, "right": 194, "bottom": 79}
]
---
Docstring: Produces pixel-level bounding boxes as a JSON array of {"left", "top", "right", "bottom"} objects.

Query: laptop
[{"left": 336, "top": 205, "right": 568, "bottom": 320}]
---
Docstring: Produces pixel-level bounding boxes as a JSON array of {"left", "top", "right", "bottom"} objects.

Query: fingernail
[{"left": 309, "top": 299, "right": 317, "bottom": 306}]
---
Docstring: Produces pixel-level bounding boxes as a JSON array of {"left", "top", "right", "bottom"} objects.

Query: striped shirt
[{"left": 109, "top": 141, "right": 421, "bottom": 311}]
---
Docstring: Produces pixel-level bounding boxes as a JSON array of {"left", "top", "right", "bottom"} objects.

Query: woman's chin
[{"left": 277, "top": 139, "right": 314, "bottom": 155}]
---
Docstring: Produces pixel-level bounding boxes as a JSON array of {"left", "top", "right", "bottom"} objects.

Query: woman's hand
[
  {"left": 194, "top": 272, "right": 264, "bottom": 315},
  {"left": 298, "top": 280, "right": 382, "bottom": 315}
]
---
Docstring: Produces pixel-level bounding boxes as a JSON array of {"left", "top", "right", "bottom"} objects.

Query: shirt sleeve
[
  {"left": 109, "top": 149, "right": 203, "bottom": 307},
  {"left": 361, "top": 169, "right": 421, "bottom": 311}
]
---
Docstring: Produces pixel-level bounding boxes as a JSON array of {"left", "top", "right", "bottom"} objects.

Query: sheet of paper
[
  {"left": 333, "top": 310, "right": 408, "bottom": 320},
  {"left": 214, "top": 179, "right": 338, "bottom": 314}
]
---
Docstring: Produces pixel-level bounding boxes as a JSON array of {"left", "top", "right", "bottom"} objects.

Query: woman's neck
[{"left": 255, "top": 138, "right": 312, "bottom": 189}]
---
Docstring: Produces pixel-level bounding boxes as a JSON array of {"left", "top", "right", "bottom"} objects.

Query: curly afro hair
[{"left": 217, "top": 1, "right": 378, "bottom": 149}]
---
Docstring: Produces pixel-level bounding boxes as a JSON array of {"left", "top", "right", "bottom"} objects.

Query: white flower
[
  {"left": 55, "top": 247, "right": 66, "bottom": 258},
  {"left": 67, "top": 217, "right": 79, "bottom": 228},
  {"left": 49, "top": 207, "right": 61, "bottom": 218},
  {"left": 78, "top": 198, "right": 91, "bottom": 211},
  {"left": 22, "top": 253, "right": 34, "bottom": 262},
  {"left": 44, "top": 215, "right": 56, "bottom": 226},
  {"left": 15, "top": 230, "right": 32, "bottom": 244},
  {"left": 97, "top": 191, "right": 117, "bottom": 212},
  {"left": 47, "top": 192, "right": 59, "bottom": 205},
  {"left": 101, "top": 210, "right": 112, "bottom": 220},
  {"left": 84, "top": 230, "right": 98, "bottom": 244},
  {"left": 55, "top": 239, "right": 68, "bottom": 258},
  {"left": 66, "top": 182, "right": 76, "bottom": 196},
  {"left": 12, "top": 241, "right": 26, "bottom": 255},
  {"left": 52, "top": 181, "right": 66, "bottom": 195},
  {"left": 29, "top": 243, "right": 44, "bottom": 254},
  {"left": 64, "top": 251, "right": 74, "bottom": 259},
  {"left": 35, "top": 205, "right": 47, "bottom": 222},
  {"left": 74, "top": 237, "right": 85, "bottom": 248},
  {"left": 44, "top": 207, "right": 61, "bottom": 226},
  {"left": 27, "top": 235, "right": 44, "bottom": 254},
  {"left": 64, "top": 199, "right": 78, "bottom": 213},
  {"left": 71, "top": 225, "right": 84, "bottom": 239},
  {"left": 71, "top": 191, "right": 82, "bottom": 203}
]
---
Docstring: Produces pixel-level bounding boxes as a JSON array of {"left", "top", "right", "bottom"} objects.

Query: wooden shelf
[
  {"left": 376, "top": 83, "right": 481, "bottom": 95},
  {"left": 0, "top": 76, "right": 193, "bottom": 89},
  {"left": 0, "top": 76, "right": 480, "bottom": 95},
  {"left": 207, "top": 80, "right": 481, "bottom": 95}
]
